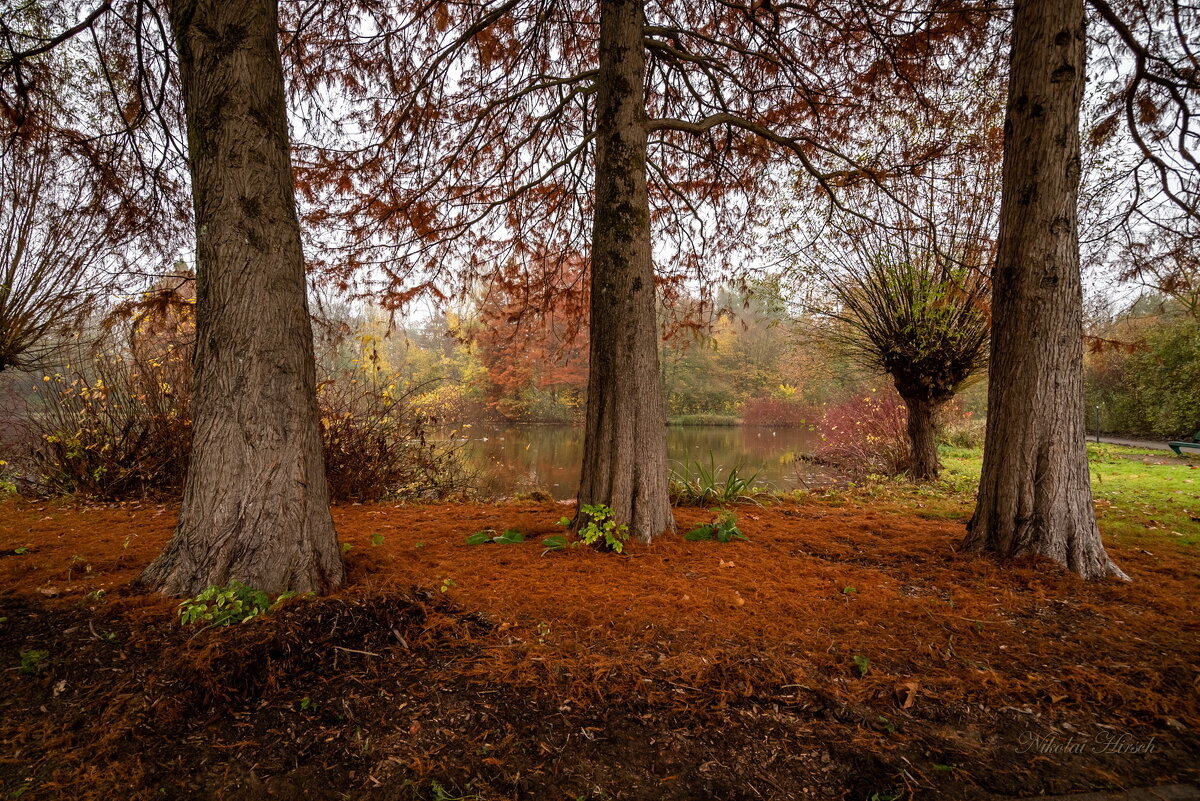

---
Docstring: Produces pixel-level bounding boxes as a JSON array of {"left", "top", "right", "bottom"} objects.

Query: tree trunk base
[
  {"left": 903, "top": 396, "right": 941, "bottom": 481},
  {"left": 966, "top": 435, "right": 1129, "bottom": 581},
  {"left": 964, "top": 509, "right": 1129, "bottom": 581},
  {"left": 141, "top": 498, "right": 344, "bottom": 596}
]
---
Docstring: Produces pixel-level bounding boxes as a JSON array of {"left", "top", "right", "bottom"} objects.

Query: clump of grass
[
  {"left": 669, "top": 455, "right": 769, "bottom": 506},
  {"left": 937, "top": 414, "right": 985, "bottom": 448}
]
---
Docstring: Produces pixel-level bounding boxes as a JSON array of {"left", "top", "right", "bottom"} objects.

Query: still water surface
[{"left": 456, "top": 424, "right": 827, "bottom": 499}]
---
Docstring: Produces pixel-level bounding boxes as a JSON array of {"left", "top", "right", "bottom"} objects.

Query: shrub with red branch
[{"left": 811, "top": 389, "right": 910, "bottom": 476}]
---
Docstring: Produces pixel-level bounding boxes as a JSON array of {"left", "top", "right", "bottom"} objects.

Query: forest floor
[{"left": 1, "top": 447, "right": 1198, "bottom": 801}]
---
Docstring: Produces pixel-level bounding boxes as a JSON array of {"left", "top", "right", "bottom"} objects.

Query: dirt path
[{"left": 1096, "top": 435, "right": 1172, "bottom": 451}]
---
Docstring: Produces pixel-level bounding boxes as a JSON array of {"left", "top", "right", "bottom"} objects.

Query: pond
[{"left": 454, "top": 424, "right": 831, "bottom": 499}]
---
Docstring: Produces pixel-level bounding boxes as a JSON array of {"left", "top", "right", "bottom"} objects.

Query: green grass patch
[
  {"left": 792, "top": 443, "right": 1198, "bottom": 548},
  {"left": 667, "top": 414, "right": 740, "bottom": 426}
]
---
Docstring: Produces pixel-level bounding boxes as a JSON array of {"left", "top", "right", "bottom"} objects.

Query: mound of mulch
[{"left": 1, "top": 498, "right": 1198, "bottom": 800}]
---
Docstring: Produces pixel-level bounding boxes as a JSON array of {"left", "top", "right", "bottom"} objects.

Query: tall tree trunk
[
  {"left": 902, "top": 396, "right": 940, "bottom": 481},
  {"left": 964, "top": 0, "right": 1126, "bottom": 580},
  {"left": 141, "top": 0, "right": 344, "bottom": 595},
  {"left": 576, "top": 0, "right": 674, "bottom": 542}
]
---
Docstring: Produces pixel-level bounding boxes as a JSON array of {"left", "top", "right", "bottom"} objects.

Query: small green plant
[
  {"left": 18, "top": 649, "right": 49, "bottom": 676},
  {"left": 540, "top": 534, "right": 568, "bottom": 555},
  {"left": 341, "top": 542, "right": 354, "bottom": 553},
  {"left": 465, "top": 528, "right": 525, "bottom": 545},
  {"left": 440, "top": 577, "right": 456, "bottom": 593},
  {"left": 683, "top": 509, "right": 748, "bottom": 543},
  {"left": 299, "top": 696, "right": 315, "bottom": 712},
  {"left": 66, "top": 554, "right": 89, "bottom": 581},
  {"left": 852, "top": 654, "right": 871, "bottom": 677},
  {"left": 429, "top": 780, "right": 482, "bottom": 801},
  {"left": 370, "top": 532, "right": 385, "bottom": 547},
  {"left": 842, "top": 586, "right": 857, "bottom": 595},
  {"left": 669, "top": 455, "right": 767, "bottom": 506},
  {"left": 177, "top": 581, "right": 298, "bottom": 627},
  {"left": 0, "top": 459, "right": 16, "bottom": 498},
  {"left": 560, "top": 503, "right": 629, "bottom": 553},
  {"left": 13, "top": 547, "right": 29, "bottom": 555}
]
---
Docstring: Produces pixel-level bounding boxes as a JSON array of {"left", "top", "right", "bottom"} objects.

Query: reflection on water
[{"left": 454, "top": 424, "right": 828, "bottom": 499}]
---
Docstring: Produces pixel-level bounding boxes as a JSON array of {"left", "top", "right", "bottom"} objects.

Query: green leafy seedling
[
  {"left": 370, "top": 532, "right": 385, "bottom": 547},
  {"left": 466, "top": 530, "right": 495, "bottom": 545},
  {"left": 540, "top": 534, "right": 568, "bottom": 555},
  {"left": 18, "top": 649, "right": 49, "bottom": 676},
  {"left": 467, "top": 529, "right": 526, "bottom": 545},
  {"left": 492, "top": 529, "right": 525, "bottom": 544},
  {"left": 684, "top": 509, "right": 747, "bottom": 543},
  {"left": 852, "top": 654, "right": 871, "bottom": 677},
  {"left": 571, "top": 503, "right": 630, "bottom": 553},
  {"left": 842, "top": 586, "right": 857, "bottom": 595},
  {"left": 177, "top": 581, "right": 295, "bottom": 627},
  {"left": 430, "top": 781, "right": 482, "bottom": 801}
]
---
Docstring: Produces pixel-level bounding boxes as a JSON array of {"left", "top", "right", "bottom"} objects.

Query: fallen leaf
[{"left": 895, "top": 680, "right": 919, "bottom": 709}]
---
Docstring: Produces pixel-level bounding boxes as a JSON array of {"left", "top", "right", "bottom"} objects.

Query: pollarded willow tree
[
  {"left": 288, "top": 0, "right": 998, "bottom": 540},
  {"left": 1, "top": 0, "right": 344, "bottom": 594},
  {"left": 791, "top": 158, "right": 998, "bottom": 480}
]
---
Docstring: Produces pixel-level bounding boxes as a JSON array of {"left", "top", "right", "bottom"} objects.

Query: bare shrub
[
  {"left": 319, "top": 371, "right": 471, "bottom": 503},
  {"left": 24, "top": 316, "right": 192, "bottom": 498},
  {"left": 809, "top": 389, "right": 910, "bottom": 476},
  {"left": 17, "top": 302, "right": 469, "bottom": 501}
]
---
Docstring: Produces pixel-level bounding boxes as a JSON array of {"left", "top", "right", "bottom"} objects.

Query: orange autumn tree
[
  {"left": 472, "top": 252, "right": 589, "bottom": 422},
  {"left": 288, "top": 0, "right": 999, "bottom": 540}
]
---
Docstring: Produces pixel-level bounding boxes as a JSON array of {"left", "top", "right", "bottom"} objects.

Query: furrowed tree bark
[
  {"left": 140, "top": 0, "right": 344, "bottom": 595},
  {"left": 964, "top": 0, "right": 1126, "bottom": 580},
  {"left": 575, "top": 0, "right": 675, "bottom": 542},
  {"left": 902, "top": 396, "right": 941, "bottom": 481}
]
